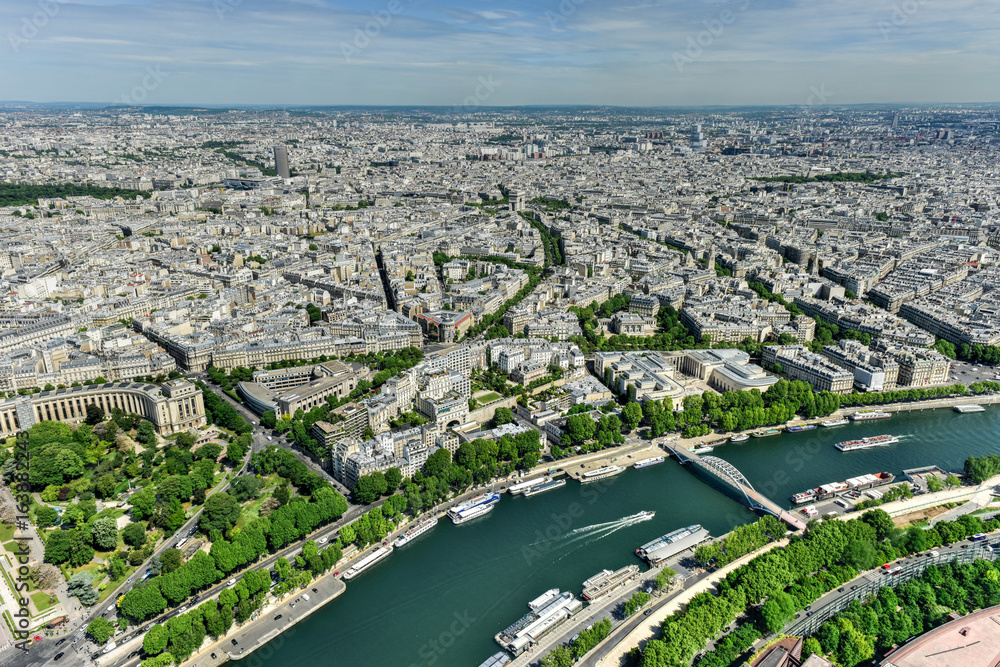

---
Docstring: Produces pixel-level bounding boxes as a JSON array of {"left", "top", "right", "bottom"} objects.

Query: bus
[{"left": 971, "top": 533, "right": 988, "bottom": 542}]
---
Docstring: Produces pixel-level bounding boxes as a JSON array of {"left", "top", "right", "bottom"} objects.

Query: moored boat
[
  {"left": 729, "top": 433, "right": 750, "bottom": 442},
  {"left": 790, "top": 471, "right": 895, "bottom": 505},
  {"left": 820, "top": 418, "right": 850, "bottom": 427},
  {"left": 394, "top": 517, "right": 438, "bottom": 547},
  {"left": 343, "top": 546, "right": 393, "bottom": 580},
  {"left": 954, "top": 404, "right": 986, "bottom": 413},
  {"left": 579, "top": 465, "right": 625, "bottom": 483},
  {"left": 522, "top": 479, "right": 566, "bottom": 497},
  {"left": 633, "top": 456, "right": 665, "bottom": 469},
  {"left": 751, "top": 429, "right": 782, "bottom": 438},
  {"left": 478, "top": 653, "right": 511, "bottom": 667},
  {"left": 850, "top": 410, "right": 891, "bottom": 421},
  {"left": 785, "top": 424, "right": 817, "bottom": 433},
  {"left": 448, "top": 491, "right": 501, "bottom": 524},
  {"left": 834, "top": 434, "right": 899, "bottom": 452},
  {"left": 581, "top": 564, "right": 640, "bottom": 601}
]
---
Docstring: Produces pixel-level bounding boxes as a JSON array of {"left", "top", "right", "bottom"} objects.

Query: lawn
[
  {"left": 30, "top": 590, "right": 58, "bottom": 614},
  {"left": 476, "top": 392, "right": 502, "bottom": 403},
  {"left": 1, "top": 541, "right": 23, "bottom": 555},
  {"left": 0, "top": 523, "right": 14, "bottom": 542}
]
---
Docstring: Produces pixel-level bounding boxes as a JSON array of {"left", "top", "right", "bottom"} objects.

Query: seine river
[{"left": 253, "top": 406, "right": 1000, "bottom": 667}]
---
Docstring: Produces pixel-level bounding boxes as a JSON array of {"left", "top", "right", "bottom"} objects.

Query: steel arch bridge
[
  {"left": 697, "top": 455, "right": 779, "bottom": 515},
  {"left": 700, "top": 456, "right": 755, "bottom": 490}
]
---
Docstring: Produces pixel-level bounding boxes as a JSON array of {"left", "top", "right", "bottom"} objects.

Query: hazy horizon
[{"left": 3, "top": 0, "right": 999, "bottom": 107}]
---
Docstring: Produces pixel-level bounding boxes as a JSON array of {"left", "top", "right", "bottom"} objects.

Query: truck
[{"left": 102, "top": 641, "right": 117, "bottom": 654}]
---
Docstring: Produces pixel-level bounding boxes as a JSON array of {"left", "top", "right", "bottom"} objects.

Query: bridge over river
[{"left": 667, "top": 443, "right": 808, "bottom": 531}]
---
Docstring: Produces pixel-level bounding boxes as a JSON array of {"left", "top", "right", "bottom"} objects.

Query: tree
[
  {"left": 122, "top": 522, "right": 147, "bottom": 548},
  {"left": 425, "top": 448, "right": 451, "bottom": 478},
  {"left": 44, "top": 530, "right": 73, "bottom": 564},
  {"left": 34, "top": 505, "right": 59, "bottom": 528},
  {"left": 492, "top": 407, "right": 515, "bottom": 426},
  {"left": 87, "top": 617, "right": 114, "bottom": 644},
  {"left": 230, "top": 475, "right": 263, "bottom": 502},
  {"left": 622, "top": 402, "right": 643, "bottom": 432},
  {"left": 92, "top": 516, "right": 119, "bottom": 551},
  {"left": 143, "top": 624, "right": 169, "bottom": 656},
  {"left": 31, "top": 564, "right": 62, "bottom": 590},
  {"left": 67, "top": 572, "right": 99, "bottom": 606},
  {"left": 85, "top": 403, "right": 105, "bottom": 425},
  {"left": 136, "top": 419, "right": 157, "bottom": 446},
  {"left": 194, "top": 442, "right": 222, "bottom": 460},
  {"left": 385, "top": 467, "right": 403, "bottom": 490},
  {"left": 860, "top": 509, "right": 895, "bottom": 541},
  {"left": 199, "top": 492, "right": 242, "bottom": 533},
  {"left": 161, "top": 548, "right": 183, "bottom": 574},
  {"left": 261, "top": 410, "right": 276, "bottom": 429}
]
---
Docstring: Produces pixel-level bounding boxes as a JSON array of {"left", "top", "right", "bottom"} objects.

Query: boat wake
[{"left": 528, "top": 512, "right": 656, "bottom": 550}]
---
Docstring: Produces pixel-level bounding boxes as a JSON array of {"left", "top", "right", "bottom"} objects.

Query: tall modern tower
[
  {"left": 273, "top": 145, "right": 290, "bottom": 179},
  {"left": 690, "top": 124, "right": 707, "bottom": 151}
]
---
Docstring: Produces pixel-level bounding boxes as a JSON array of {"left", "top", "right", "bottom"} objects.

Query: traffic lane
[
  {"left": 581, "top": 573, "right": 705, "bottom": 667},
  {"left": 789, "top": 540, "right": 975, "bottom": 626}
]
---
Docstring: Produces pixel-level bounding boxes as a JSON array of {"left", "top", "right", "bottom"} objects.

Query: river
[{"left": 253, "top": 406, "right": 1000, "bottom": 667}]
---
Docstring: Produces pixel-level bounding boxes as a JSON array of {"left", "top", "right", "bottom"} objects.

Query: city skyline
[{"left": 2, "top": 0, "right": 999, "bottom": 106}]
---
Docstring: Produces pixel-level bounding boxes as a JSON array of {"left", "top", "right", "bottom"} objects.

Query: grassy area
[
  {"left": 2, "top": 541, "right": 24, "bottom": 555},
  {"left": 30, "top": 590, "right": 58, "bottom": 614},
  {"left": 477, "top": 392, "right": 502, "bottom": 403},
  {"left": 0, "top": 523, "right": 15, "bottom": 542}
]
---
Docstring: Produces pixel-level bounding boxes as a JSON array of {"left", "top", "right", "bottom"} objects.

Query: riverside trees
[{"left": 638, "top": 510, "right": 1000, "bottom": 667}]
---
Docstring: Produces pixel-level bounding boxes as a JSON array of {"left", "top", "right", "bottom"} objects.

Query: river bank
[{"left": 591, "top": 539, "right": 790, "bottom": 667}]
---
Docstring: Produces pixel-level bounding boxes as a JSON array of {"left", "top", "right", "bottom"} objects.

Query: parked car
[
  {"left": 274, "top": 614, "right": 283, "bottom": 621},
  {"left": 231, "top": 639, "right": 239, "bottom": 646}
]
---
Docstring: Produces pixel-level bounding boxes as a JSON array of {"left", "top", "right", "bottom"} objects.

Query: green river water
[{"left": 253, "top": 406, "right": 1000, "bottom": 667}]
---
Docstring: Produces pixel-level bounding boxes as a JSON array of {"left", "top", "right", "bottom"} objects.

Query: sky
[{"left": 1, "top": 0, "right": 999, "bottom": 106}]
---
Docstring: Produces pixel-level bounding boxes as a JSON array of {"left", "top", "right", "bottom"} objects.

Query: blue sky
[{"left": 2, "top": 0, "right": 998, "bottom": 105}]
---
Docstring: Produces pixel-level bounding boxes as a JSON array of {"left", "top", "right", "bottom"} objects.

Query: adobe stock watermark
[
  {"left": 10, "top": 433, "right": 34, "bottom": 654},
  {"left": 406, "top": 610, "right": 477, "bottom": 667},
  {"left": 877, "top": 0, "right": 929, "bottom": 40},
  {"left": 340, "top": 0, "right": 408, "bottom": 64},
  {"left": 114, "top": 66, "right": 169, "bottom": 105},
  {"left": 806, "top": 84, "right": 834, "bottom": 106},
  {"left": 545, "top": 0, "right": 587, "bottom": 30},
  {"left": 673, "top": 0, "right": 752, "bottom": 73},
  {"left": 214, "top": 0, "right": 242, "bottom": 22},
  {"left": 450, "top": 75, "right": 502, "bottom": 115},
  {"left": 8, "top": 0, "right": 70, "bottom": 54},
  {"left": 521, "top": 475, "right": 621, "bottom": 567}
]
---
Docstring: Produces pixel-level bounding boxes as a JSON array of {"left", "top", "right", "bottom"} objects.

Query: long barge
[
  {"left": 581, "top": 564, "right": 640, "bottom": 602},
  {"left": 495, "top": 589, "right": 583, "bottom": 656},
  {"left": 834, "top": 434, "right": 899, "bottom": 452},
  {"left": 393, "top": 517, "right": 437, "bottom": 547},
  {"left": 635, "top": 524, "right": 709, "bottom": 565},
  {"left": 786, "top": 424, "right": 817, "bottom": 433},
  {"left": 633, "top": 456, "right": 665, "bottom": 469},
  {"left": 579, "top": 465, "right": 625, "bottom": 483},
  {"left": 343, "top": 546, "right": 393, "bottom": 580},
  {"left": 850, "top": 410, "right": 892, "bottom": 421},
  {"left": 790, "top": 471, "right": 896, "bottom": 505},
  {"left": 522, "top": 479, "right": 566, "bottom": 497},
  {"left": 448, "top": 491, "right": 501, "bottom": 524},
  {"left": 507, "top": 477, "right": 549, "bottom": 495}
]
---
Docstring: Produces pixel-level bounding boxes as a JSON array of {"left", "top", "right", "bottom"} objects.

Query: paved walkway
[
  {"left": 839, "top": 473, "right": 1000, "bottom": 520},
  {"left": 591, "top": 539, "right": 789, "bottom": 667}
]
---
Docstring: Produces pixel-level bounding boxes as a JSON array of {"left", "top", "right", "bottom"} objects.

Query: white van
[{"left": 301, "top": 593, "right": 310, "bottom": 602}]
